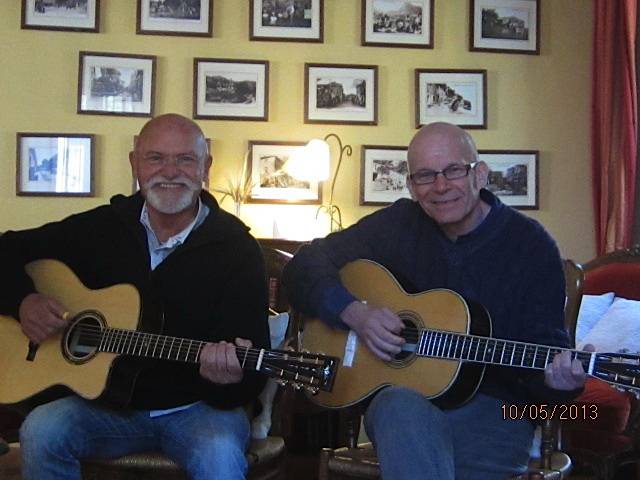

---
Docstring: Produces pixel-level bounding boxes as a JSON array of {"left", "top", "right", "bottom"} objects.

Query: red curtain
[{"left": 592, "top": 0, "right": 638, "bottom": 254}]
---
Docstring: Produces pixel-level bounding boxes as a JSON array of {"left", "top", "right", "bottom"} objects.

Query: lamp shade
[{"left": 284, "top": 138, "right": 331, "bottom": 182}]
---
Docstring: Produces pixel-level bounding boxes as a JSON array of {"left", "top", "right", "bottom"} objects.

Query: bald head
[
  {"left": 408, "top": 122, "right": 478, "bottom": 174},
  {"left": 135, "top": 113, "right": 209, "bottom": 159}
]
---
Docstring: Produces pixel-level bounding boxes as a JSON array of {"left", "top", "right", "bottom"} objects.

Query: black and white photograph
[
  {"left": 361, "top": 0, "right": 433, "bottom": 48},
  {"left": 78, "top": 52, "right": 156, "bottom": 117},
  {"left": 305, "top": 63, "right": 378, "bottom": 125},
  {"left": 194, "top": 59, "right": 269, "bottom": 121},
  {"left": 470, "top": 0, "right": 539, "bottom": 54},
  {"left": 360, "top": 145, "right": 411, "bottom": 205},
  {"left": 247, "top": 141, "right": 322, "bottom": 204},
  {"left": 415, "top": 69, "right": 486, "bottom": 129},
  {"left": 250, "top": 0, "right": 323, "bottom": 42},
  {"left": 22, "top": 0, "right": 100, "bottom": 32},
  {"left": 479, "top": 150, "right": 538, "bottom": 209},
  {"left": 16, "top": 133, "right": 94, "bottom": 196},
  {"left": 137, "top": 0, "right": 213, "bottom": 36}
]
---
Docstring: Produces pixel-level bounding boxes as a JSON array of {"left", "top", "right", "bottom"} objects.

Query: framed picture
[
  {"left": 479, "top": 149, "right": 538, "bottom": 209},
  {"left": 131, "top": 136, "right": 211, "bottom": 193},
  {"left": 246, "top": 141, "right": 322, "bottom": 204},
  {"left": 194, "top": 58, "right": 269, "bottom": 121},
  {"left": 137, "top": 0, "right": 213, "bottom": 37},
  {"left": 360, "top": 145, "right": 412, "bottom": 206},
  {"left": 415, "top": 68, "right": 487, "bottom": 129},
  {"left": 78, "top": 52, "right": 156, "bottom": 117},
  {"left": 470, "top": 0, "right": 539, "bottom": 54},
  {"left": 361, "top": 0, "right": 433, "bottom": 48},
  {"left": 21, "top": 0, "right": 100, "bottom": 32},
  {"left": 305, "top": 63, "right": 378, "bottom": 125},
  {"left": 16, "top": 133, "right": 94, "bottom": 197},
  {"left": 250, "top": 0, "right": 323, "bottom": 42}
]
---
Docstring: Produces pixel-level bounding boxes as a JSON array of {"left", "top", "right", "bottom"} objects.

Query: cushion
[
  {"left": 574, "top": 292, "right": 615, "bottom": 343},
  {"left": 577, "top": 297, "right": 640, "bottom": 352},
  {"left": 251, "top": 312, "right": 289, "bottom": 439}
]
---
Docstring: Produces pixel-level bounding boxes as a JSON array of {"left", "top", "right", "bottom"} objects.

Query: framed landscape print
[
  {"left": 360, "top": 145, "right": 411, "bottom": 205},
  {"left": 246, "top": 141, "right": 322, "bottom": 204},
  {"left": 415, "top": 69, "right": 487, "bottom": 129},
  {"left": 21, "top": 0, "right": 100, "bottom": 32},
  {"left": 16, "top": 133, "right": 94, "bottom": 197},
  {"left": 305, "top": 63, "right": 378, "bottom": 125},
  {"left": 194, "top": 58, "right": 269, "bottom": 121},
  {"left": 250, "top": 0, "right": 323, "bottom": 42},
  {"left": 479, "top": 149, "right": 538, "bottom": 209},
  {"left": 470, "top": 0, "right": 539, "bottom": 54},
  {"left": 137, "top": 0, "right": 213, "bottom": 37},
  {"left": 78, "top": 52, "right": 156, "bottom": 117},
  {"left": 361, "top": 0, "right": 433, "bottom": 48}
]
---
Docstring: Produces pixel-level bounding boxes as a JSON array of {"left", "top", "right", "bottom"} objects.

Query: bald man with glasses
[{"left": 283, "top": 122, "right": 586, "bottom": 480}]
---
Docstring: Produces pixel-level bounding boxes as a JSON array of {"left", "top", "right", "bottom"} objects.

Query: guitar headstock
[
  {"left": 259, "top": 349, "right": 339, "bottom": 394},
  {"left": 594, "top": 352, "right": 640, "bottom": 397}
]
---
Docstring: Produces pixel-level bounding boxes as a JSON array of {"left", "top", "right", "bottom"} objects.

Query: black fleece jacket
[{"left": 0, "top": 191, "right": 269, "bottom": 410}]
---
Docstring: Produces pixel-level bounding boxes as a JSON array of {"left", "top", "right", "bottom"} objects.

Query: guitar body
[
  {"left": 0, "top": 259, "right": 141, "bottom": 405},
  {"left": 301, "top": 259, "right": 491, "bottom": 409}
]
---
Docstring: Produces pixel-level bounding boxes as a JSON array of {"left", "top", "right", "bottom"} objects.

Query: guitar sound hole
[
  {"left": 63, "top": 311, "right": 105, "bottom": 363},
  {"left": 390, "top": 313, "right": 422, "bottom": 365}
]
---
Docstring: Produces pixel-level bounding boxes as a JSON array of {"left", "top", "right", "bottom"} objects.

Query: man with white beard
[{"left": 0, "top": 114, "right": 270, "bottom": 480}]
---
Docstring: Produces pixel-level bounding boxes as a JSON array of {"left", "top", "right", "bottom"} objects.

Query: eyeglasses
[{"left": 409, "top": 162, "right": 478, "bottom": 185}]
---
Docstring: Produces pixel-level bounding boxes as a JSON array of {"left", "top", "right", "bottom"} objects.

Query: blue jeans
[
  {"left": 364, "top": 387, "right": 535, "bottom": 480},
  {"left": 20, "top": 396, "right": 250, "bottom": 480}
]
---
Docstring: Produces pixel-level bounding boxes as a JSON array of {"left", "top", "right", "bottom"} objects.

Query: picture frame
[
  {"left": 21, "top": 0, "right": 100, "bottom": 32},
  {"left": 361, "top": 0, "right": 433, "bottom": 49},
  {"left": 137, "top": 0, "right": 213, "bottom": 37},
  {"left": 479, "top": 149, "right": 538, "bottom": 209},
  {"left": 470, "top": 0, "right": 539, "bottom": 55},
  {"left": 360, "top": 145, "right": 412, "bottom": 206},
  {"left": 131, "top": 136, "right": 211, "bottom": 193},
  {"left": 16, "top": 133, "right": 95, "bottom": 197},
  {"left": 415, "top": 68, "right": 487, "bottom": 129},
  {"left": 305, "top": 63, "right": 378, "bottom": 125},
  {"left": 246, "top": 141, "right": 322, "bottom": 204},
  {"left": 250, "top": 0, "right": 323, "bottom": 42},
  {"left": 78, "top": 51, "right": 156, "bottom": 117},
  {"left": 194, "top": 58, "right": 269, "bottom": 121}
]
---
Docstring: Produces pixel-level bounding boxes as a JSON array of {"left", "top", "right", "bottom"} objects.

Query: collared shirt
[{"left": 139, "top": 198, "right": 210, "bottom": 417}]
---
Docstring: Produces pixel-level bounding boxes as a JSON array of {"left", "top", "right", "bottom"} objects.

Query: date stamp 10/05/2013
[{"left": 501, "top": 403, "right": 598, "bottom": 421}]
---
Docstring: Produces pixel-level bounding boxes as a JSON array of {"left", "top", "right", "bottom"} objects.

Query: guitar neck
[
  {"left": 414, "top": 328, "right": 593, "bottom": 372},
  {"left": 95, "top": 327, "right": 266, "bottom": 371}
]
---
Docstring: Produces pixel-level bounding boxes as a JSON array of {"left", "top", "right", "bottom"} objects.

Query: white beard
[{"left": 142, "top": 175, "right": 200, "bottom": 214}]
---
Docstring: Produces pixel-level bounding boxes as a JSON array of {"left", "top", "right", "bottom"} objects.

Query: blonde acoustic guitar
[
  {"left": 0, "top": 259, "right": 338, "bottom": 407},
  {"left": 300, "top": 259, "right": 640, "bottom": 409}
]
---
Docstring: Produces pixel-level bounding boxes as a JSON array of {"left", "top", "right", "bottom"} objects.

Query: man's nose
[{"left": 432, "top": 172, "right": 450, "bottom": 190}]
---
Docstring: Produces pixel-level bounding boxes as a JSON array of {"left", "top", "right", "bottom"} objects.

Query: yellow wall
[{"left": 0, "top": 0, "right": 595, "bottom": 261}]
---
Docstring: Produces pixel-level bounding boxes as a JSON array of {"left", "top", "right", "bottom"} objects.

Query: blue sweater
[{"left": 283, "top": 190, "right": 579, "bottom": 405}]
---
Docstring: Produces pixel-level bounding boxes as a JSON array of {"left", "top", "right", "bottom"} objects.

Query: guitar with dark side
[
  {"left": 0, "top": 259, "right": 338, "bottom": 406},
  {"left": 300, "top": 259, "right": 640, "bottom": 409}
]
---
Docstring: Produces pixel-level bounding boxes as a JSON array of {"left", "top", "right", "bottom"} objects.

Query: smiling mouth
[
  {"left": 433, "top": 198, "right": 459, "bottom": 205},
  {"left": 152, "top": 183, "right": 186, "bottom": 189}
]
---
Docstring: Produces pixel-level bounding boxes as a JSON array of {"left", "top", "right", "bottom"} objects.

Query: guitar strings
[{"left": 69, "top": 324, "right": 325, "bottom": 366}]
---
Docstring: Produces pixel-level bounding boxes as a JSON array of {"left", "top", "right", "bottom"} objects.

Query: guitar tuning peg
[
  {"left": 276, "top": 379, "right": 288, "bottom": 387},
  {"left": 305, "top": 386, "right": 319, "bottom": 395},
  {"left": 293, "top": 382, "right": 302, "bottom": 390}
]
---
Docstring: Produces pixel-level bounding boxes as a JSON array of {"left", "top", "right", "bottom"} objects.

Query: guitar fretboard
[
  {"left": 81, "top": 326, "right": 265, "bottom": 371},
  {"left": 414, "top": 329, "right": 593, "bottom": 372}
]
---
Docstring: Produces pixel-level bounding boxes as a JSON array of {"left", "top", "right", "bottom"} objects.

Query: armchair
[{"left": 560, "top": 245, "right": 640, "bottom": 480}]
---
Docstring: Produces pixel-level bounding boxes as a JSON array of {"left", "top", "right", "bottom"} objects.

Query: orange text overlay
[{"left": 501, "top": 403, "right": 598, "bottom": 421}]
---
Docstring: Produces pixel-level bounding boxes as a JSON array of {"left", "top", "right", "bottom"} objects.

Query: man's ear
[
  {"left": 406, "top": 176, "right": 418, "bottom": 201},
  {"left": 129, "top": 151, "right": 137, "bottom": 176},
  {"left": 475, "top": 161, "right": 490, "bottom": 188}
]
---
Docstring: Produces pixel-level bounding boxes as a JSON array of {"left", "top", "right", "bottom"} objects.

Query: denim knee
[
  {"left": 183, "top": 434, "right": 247, "bottom": 478},
  {"left": 20, "top": 401, "right": 77, "bottom": 457},
  {"left": 365, "top": 386, "right": 439, "bottom": 438}
]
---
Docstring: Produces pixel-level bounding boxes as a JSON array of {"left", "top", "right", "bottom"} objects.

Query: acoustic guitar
[
  {"left": 0, "top": 259, "right": 338, "bottom": 406},
  {"left": 300, "top": 259, "right": 640, "bottom": 409}
]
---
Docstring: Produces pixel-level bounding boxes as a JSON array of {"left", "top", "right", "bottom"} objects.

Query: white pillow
[
  {"left": 575, "top": 292, "right": 615, "bottom": 343},
  {"left": 578, "top": 297, "right": 640, "bottom": 352},
  {"left": 251, "top": 312, "right": 289, "bottom": 439}
]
